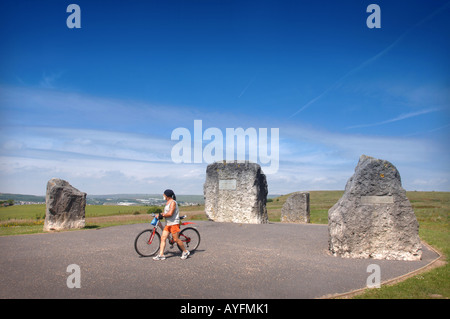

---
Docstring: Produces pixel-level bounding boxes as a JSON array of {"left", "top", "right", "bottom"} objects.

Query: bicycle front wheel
[
  {"left": 178, "top": 227, "right": 200, "bottom": 252},
  {"left": 134, "top": 229, "right": 161, "bottom": 257}
]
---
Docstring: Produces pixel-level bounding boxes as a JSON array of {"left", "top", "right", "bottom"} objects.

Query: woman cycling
[{"left": 153, "top": 189, "right": 190, "bottom": 260}]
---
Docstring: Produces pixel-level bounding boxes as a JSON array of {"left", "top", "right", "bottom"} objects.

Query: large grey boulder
[
  {"left": 281, "top": 192, "right": 310, "bottom": 223},
  {"left": 204, "top": 161, "right": 268, "bottom": 224},
  {"left": 328, "top": 155, "right": 422, "bottom": 260},
  {"left": 44, "top": 178, "right": 86, "bottom": 231}
]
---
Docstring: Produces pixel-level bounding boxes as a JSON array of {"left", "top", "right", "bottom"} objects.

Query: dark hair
[{"left": 164, "top": 189, "right": 176, "bottom": 201}]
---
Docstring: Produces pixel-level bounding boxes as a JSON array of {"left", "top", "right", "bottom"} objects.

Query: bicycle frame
[{"left": 148, "top": 215, "right": 196, "bottom": 246}]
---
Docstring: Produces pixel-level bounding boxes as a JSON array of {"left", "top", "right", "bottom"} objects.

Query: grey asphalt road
[{"left": 0, "top": 221, "right": 439, "bottom": 299}]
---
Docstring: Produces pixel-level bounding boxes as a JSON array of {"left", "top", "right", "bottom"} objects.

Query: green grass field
[
  {"left": 0, "top": 204, "right": 153, "bottom": 235},
  {"left": 0, "top": 191, "right": 448, "bottom": 298}
]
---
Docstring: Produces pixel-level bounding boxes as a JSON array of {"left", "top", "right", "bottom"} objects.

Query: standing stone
[
  {"left": 44, "top": 178, "right": 86, "bottom": 231},
  {"left": 328, "top": 155, "right": 422, "bottom": 260},
  {"left": 204, "top": 161, "right": 268, "bottom": 224},
  {"left": 281, "top": 192, "right": 310, "bottom": 223}
]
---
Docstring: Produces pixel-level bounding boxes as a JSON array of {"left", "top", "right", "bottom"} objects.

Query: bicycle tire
[
  {"left": 134, "top": 229, "right": 161, "bottom": 257},
  {"left": 177, "top": 227, "right": 201, "bottom": 252}
]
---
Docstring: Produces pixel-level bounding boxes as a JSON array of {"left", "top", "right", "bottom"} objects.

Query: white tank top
[{"left": 164, "top": 200, "right": 179, "bottom": 226}]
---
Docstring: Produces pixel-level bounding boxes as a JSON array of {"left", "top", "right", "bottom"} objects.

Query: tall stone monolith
[
  {"left": 281, "top": 192, "right": 310, "bottom": 223},
  {"left": 204, "top": 161, "right": 268, "bottom": 224},
  {"left": 44, "top": 178, "right": 86, "bottom": 231},
  {"left": 328, "top": 155, "right": 422, "bottom": 260}
]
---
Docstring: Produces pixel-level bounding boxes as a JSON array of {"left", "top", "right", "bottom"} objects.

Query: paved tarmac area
[{"left": 0, "top": 221, "right": 439, "bottom": 299}]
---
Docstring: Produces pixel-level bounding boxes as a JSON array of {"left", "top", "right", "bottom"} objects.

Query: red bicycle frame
[{"left": 147, "top": 215, "right": 195, "bottom": 245}]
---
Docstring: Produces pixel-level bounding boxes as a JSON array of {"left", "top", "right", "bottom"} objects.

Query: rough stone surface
[
  {"left": 281, "top": 192, "right": 310, "bottom": 223},
  {"left": 328, "top": 155, "right": 422, "bottom": 261},
  {"left": 204, "top": 161, "right": 268, "bottom": 224},
  {"left": 44, "top": 178, "right": 86, "bottom": 231}
]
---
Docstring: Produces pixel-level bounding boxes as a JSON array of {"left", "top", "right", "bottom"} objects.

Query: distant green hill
[
  {"left": 0, "top": 193, "right": 282, "bottom": 205},
  {"left": 0, "top": 193, "right": 45, "bottom": 203},
  {"left": 0, "top": 193, "right": 207, "bottom": 205}
]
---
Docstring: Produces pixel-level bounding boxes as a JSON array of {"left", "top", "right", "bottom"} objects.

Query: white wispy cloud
[
  {"left": 274, "top": 121, "right": 450, "bottom": 191},
  {"left": 1, "top": 85, "right": 449, "bottom": 194},
  {"left": 346, "top": 108, "right": 442, "bottom": 129},
  {"left": 289, "top": 1, "right": 450, "bottom": 118},
  {"left": 39, "top": 71, "right": 64, "bottom": 89},
  {"left": 238, "top": 76, "right": 256, "bottom": 98},
  {"left": 1, "top": 126, "right": 173, "bottom": 163},
  {"left": 0, "top": 152, "right": 207, "bottom": 195}
]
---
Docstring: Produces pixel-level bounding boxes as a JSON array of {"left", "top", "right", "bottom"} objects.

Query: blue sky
[{"left": 0, "top": 0, "right": 449, "bottom": 195}]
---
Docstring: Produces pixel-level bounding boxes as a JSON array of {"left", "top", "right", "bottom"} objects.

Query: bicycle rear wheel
[
  {"left": 134, "top": 229, "right": 161, "bottom": 257},
  {"left": 177, "top": 227, "right": 200, "bottom": 252}
]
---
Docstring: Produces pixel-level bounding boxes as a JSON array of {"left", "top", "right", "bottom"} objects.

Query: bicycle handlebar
[
  {"left": 151, "top": 213, "right": 164, "bottom": 220},
  {"left": 151, "top": 213, "right": 188, "bottom": 220}
]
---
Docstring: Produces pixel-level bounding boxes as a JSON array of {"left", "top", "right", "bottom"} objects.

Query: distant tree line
[{"left": 0, "top": 199, "right": 15, "bottom": 207}]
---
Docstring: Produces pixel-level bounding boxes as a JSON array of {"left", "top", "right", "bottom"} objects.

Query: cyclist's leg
[
  {"left": 172, "top": 231, "right": 187, "bottom": 252},
  {"left": 159, "top": 229, "right": 170, "bottom": 256}
]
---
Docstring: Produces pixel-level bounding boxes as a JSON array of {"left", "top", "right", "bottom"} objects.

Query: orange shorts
[{"left": 164, "top": 224, "right": 180, "bottom": 234}]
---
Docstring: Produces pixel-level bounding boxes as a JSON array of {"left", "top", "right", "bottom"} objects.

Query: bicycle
[{"left": 134, "top": 213, "right": 201, "bottom": 257}]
